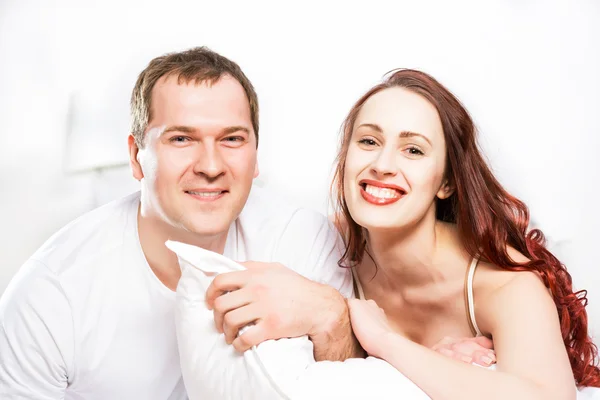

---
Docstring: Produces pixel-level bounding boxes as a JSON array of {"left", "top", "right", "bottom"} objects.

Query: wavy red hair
[{"left": 332, "top": 69, "right": 600, "bottom": 387}]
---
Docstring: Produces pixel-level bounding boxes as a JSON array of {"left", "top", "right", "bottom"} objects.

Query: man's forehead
[
  {"left": 153, "top": 73, "right": 237, "bottom": 91},
  {"left": 151, "top": 74, "right": 248, "bottom": 109}
]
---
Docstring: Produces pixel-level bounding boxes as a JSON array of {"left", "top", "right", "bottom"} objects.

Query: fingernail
[{"left": 481, "top": 356, "right": 493, "bottom": 364}]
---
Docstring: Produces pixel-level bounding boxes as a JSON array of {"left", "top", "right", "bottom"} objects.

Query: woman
[{"left": 333, "top": 69, "right": 600, "bottom": 399}]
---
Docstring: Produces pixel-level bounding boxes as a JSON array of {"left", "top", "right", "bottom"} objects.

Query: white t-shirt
[{"left": 0, "top": 187, "right": 353, "bottom": 399}]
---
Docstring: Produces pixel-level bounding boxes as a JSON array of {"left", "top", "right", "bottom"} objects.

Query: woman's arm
[{"left": 348, "top": 272, "right": 576, "bottom": 400}]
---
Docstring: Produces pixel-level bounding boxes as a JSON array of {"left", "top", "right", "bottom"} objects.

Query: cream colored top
[{"left": 351, "top": 257, "right": 483, "bottom": 337}]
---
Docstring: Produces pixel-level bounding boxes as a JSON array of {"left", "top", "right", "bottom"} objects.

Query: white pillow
[{"left": 167, "top": 240, "right": 430, "bottom": 400}]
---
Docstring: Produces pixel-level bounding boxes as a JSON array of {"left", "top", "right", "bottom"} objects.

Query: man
[{"left": 0, "top": 47, "right": 359, "bottom": 399}]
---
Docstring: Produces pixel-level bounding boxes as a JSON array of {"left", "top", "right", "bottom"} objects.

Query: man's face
[{"left": 130, "top": 74, "right": 258, "bottom": 238}]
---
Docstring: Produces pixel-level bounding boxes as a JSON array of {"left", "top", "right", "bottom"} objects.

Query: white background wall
[{"left": 1, "top": 0, "right": 599, "bottom": 333}]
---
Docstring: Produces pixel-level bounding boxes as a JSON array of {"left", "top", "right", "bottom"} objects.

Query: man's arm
[
  {"left": 206, "top": 208, "right": 362, "bottom": 361},
  {"left": 206, "top": 262, "right": 364, "bottom": 360},
  {"left": 308, "top": 295, "right": 366, "bottom": 361},
  {"left": 0, "top": 260, "right": 72, "bottom": 399}
]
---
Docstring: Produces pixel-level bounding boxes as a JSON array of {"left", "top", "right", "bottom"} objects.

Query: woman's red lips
[{"left": 359, "top": 180, "right": 405, "bottom": 206}]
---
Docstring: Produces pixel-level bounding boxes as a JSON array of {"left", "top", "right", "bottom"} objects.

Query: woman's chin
[{"left": 354, "top": 217, "right": 406, "bottom": 233}]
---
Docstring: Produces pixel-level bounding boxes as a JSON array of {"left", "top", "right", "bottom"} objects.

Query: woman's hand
[
  {"left": 432, "top": 336, "right": 496, "bottom": 367},
  {"left": 347, "top": 298, "right": 395, "bottom": 358}
]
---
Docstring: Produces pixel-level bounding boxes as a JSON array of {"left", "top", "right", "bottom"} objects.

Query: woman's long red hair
[{"left": 332, "top": 69, "right": 600, "bottom": 387}]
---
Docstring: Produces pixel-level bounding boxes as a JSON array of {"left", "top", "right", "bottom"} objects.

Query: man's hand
[
  {"left": 205, "top": 261, "right": 356, "bottom": 360},
  {"left": 431, "top": 336, "right": 496, "bottom": 367}
]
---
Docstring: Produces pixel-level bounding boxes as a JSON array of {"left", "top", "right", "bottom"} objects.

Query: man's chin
[{"left": 180, "top": 219, "right": 232, "bottom": 238}]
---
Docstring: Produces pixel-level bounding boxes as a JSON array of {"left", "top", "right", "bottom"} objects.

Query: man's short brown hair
[{"left": 130, "top": 46, "right": 259, "bottom": 147}]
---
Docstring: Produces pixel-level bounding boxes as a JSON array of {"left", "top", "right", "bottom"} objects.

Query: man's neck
[{"left": 136, "top": 206, "right": 228, "bottom": 291}]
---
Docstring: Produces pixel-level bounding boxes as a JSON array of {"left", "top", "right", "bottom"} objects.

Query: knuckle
[
  {"left": 211, "top": 276, "right": 224, "bottom": 289},
  {"left": 237, "top": 334, "right": 254, "bottom": 349},
  {"left": 438, "top": 348, "right": 453, "bottom": 356},
  {"left": 238, "top": 334, "right": 251, "bottom": 347},
  {"left": 252, "top": 283, "right": 268, "bottom": 296},
  {"left": 223, "top": 313, "right": 237, "bottom": 328},
  {"left": 265, "top": 313, "right": 282, "bottom": 331},
  {"left": 213, "top": 296, "right": 225, "bottom": 311},
  {"left": 213, "top": 310, "right": 223, "bottom": 323},
  {"left": 232, "top": 340, "right": 243, "bottom": 352}
]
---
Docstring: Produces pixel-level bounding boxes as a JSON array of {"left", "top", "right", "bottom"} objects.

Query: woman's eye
[
  {"left": 358, "top": 138, "right": 377, "bottom": 146},
  {"left": 406, "top": 146, "right": 424, "bottom": 156}
]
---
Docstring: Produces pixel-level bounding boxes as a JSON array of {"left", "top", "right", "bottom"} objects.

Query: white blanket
[
  {"left": 167, "top": 240, "right": 600, "bottom": 400},
  {"left": 168, "top": 240, "right": 428, "bottom": 400}
]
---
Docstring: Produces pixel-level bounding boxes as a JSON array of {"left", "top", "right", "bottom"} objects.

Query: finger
[
  {"left": 471, "top": 350, "right": 496, "bottom": 366},
  {"left": 347, "top": 298, "right": 361, "bottom": 311},
  {"left": 222, "top": 304, "right": 261, "bottom": 344},
  {"left": 232, "top": 322, "right": 269, "bottom": 352},
  {"left": 459, "top": 354, "right": 473, "bottom": 364},
  {"left": 238, "top": 261, "right": 280, "bottom": 271},
  {"left": 451, "top": 339, "right": 490, "bottom": 355},
  {"left": 212, "top": 289, "right": 254, "bottom": 334},
  {"left": 432, "top": 336, "right": 456, "bottom": 350},
  {"left": 438, "top": 347, "right": 472, "bottom": 364},
  {"left": 205, "top": 271, "right": 250, "bottom": 309},
  {"left": 431, "top": 341, "right": 448, "bottom": 351},
  {"left": 471, "top": 336, "right": 494, "bottom": 349},
  {"left": 449, "top": 341, "right": 497, "bottom": 365},
  {"left": 347, "top": 298, "right": 359, "bottom": 306},
  {"left": 437, "top": 347, "right": 455, "bottom": 358}
]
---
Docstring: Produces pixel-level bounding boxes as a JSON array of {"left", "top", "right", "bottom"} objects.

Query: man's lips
[
  {"left": 359, "top": 180, "right": 406, "bottom": 206},
  {"left": 185, "top": 189, "right": 228, "bottom": 202}
]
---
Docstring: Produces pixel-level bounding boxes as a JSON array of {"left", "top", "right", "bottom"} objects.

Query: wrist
[
  {"left": 308, "top": 284, "right": 348, "bottom": 338},
  {"left": 370, "top": 330, "right": 401, "bottom": 360}
]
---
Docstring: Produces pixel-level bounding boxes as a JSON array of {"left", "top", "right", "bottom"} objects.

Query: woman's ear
[{"left": 437, "top": 179, "right": 455, "bottom": 200}]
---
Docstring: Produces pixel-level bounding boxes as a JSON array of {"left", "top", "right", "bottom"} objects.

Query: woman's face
[{"left": 343, "top": 87, "right": 451, "bottom": 232}]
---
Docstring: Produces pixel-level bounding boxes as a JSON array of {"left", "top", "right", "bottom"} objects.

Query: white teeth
[
  {"left": 188, "top": 191, "right": 222, "bottom": 197},
  {"left": 364, "top": 184, "right": 400, "bottom": 199}
]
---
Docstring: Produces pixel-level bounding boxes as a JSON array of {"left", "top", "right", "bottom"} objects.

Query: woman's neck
[{"left": 362, "top": 218, "right": 468, "bottom": 292}]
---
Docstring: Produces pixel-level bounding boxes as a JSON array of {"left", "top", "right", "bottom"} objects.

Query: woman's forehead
[{"left": 355, "top": 87, "right": 444, "bottom": 142}]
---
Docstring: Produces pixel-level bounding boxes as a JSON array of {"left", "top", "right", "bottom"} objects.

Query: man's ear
[
  {"left": 128, "top": 135, "right": 144, "bottom": 181},
  {"left": 253, "top": 159, "right": 259, "bottom": 179},
  {"left": 436, "top": 179, "right": 455, "bottom": 200}
]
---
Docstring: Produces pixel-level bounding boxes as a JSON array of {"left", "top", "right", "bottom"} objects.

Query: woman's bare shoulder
[
  {"left": 473, "top": 246, "right": 552, "bottom": 333},
  {"left": 474, "top": 245, "right": 537, "bottom": 292}
]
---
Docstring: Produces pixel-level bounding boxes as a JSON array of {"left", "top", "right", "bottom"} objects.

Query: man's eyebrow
[
  {"left": 162, "top": 125, "right": 197, "bottom": 134},
  {"left": 222, "top": 126, "right": 251, "bottom": 135},
  {"left": 161, "top": 126, "right": 251, "bottom": 135}
]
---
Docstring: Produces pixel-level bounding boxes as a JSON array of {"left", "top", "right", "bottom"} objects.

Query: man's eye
[
  {"left": 169, "top": 136, "right": 190, "bottom": 143},
  {"left": 223, "top": 136, "right": 244, "bottom": 142}
]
